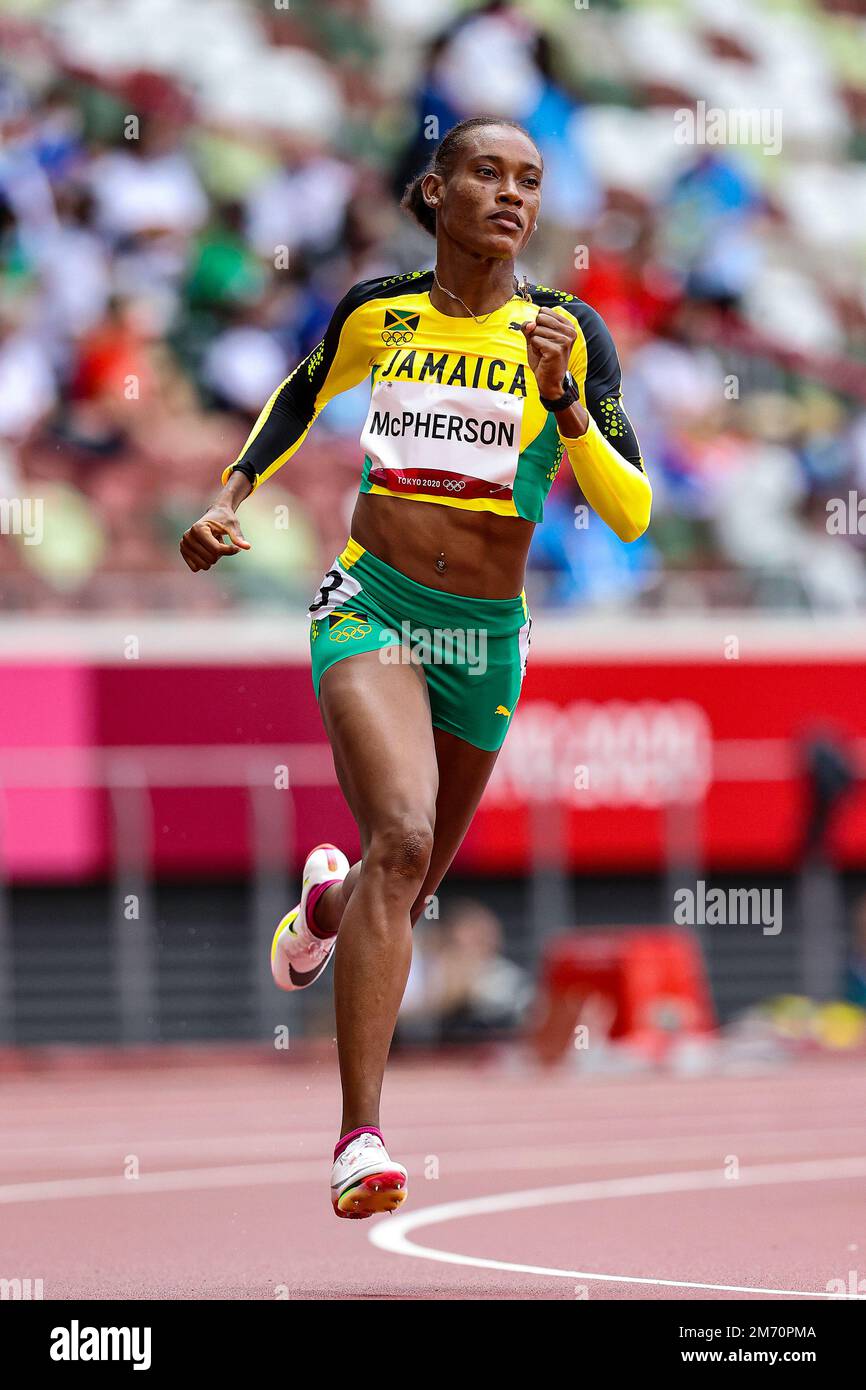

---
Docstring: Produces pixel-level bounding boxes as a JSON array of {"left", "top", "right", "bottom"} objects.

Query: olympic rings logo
[
  {"left": 381, "top": 330, "right": 415, "bottom": 346},
  {"left": 443, "top": 479, "right": 466, "bottom": 492},
  {"left": 331, "top": 624, "right": 371, "bottom": 642}
]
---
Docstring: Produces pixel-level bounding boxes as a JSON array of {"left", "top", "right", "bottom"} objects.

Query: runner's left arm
[{"left": 560, "top": 306, "right": 651, "bottom": 543}]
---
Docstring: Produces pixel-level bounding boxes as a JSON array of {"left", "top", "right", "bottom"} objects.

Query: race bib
[
  {"left": 360, "top": 378, "right": 524, "bottom": 501},
  {"left": 308, "top": 562, "right": 361, "bottom": 620}
]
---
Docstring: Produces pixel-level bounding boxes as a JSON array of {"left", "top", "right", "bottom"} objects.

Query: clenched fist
[{"left": 522, "top": 306, "right": 577, "bottom": 400}]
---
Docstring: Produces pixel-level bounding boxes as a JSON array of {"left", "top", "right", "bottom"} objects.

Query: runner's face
[{"left": 435, "top": 128, "right": 542, "bottom": 261}]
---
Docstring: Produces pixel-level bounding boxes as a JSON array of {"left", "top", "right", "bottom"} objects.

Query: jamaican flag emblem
[
  {"left": 382, "top": 308, "right": 420, "bottom": 346},
  {"left": 328, "top": 609, "right": 373, "bottom": 643}
]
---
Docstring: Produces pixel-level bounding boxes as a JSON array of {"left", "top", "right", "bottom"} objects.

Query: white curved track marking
[{"left": 369, "top": 1155, "right": 866, "bottom": 1298}]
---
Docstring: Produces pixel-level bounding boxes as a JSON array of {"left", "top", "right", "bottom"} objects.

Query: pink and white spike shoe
[
  {"left": 269, "top": 843, "right": 349, "bottom": 991},
  {"left": 331, "top": 1130, "right": 408, "bottom": 1219}
]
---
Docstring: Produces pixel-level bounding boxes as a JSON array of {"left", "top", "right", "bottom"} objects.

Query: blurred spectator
[
  {"left": 244, "top": 150, "right": 356, "bottom": 264},
  {"left": 0, "top": 303, "right": 56, "bottom": 441},
  {"left": 86, "top": 117, "right": 207, "bottom": 241},
  {"left": 400, "top": 900, "right": 532, "bottom": 1043}
]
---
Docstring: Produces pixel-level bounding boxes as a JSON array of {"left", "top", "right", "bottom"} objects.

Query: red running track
[{"left": 0, "top": 1050, "right": 864, "bottom": 1300}]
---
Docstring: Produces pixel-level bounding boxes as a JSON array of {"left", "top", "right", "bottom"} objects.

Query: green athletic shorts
[{"left": 308, "top": 538, "right": 532, "bottom": 752}]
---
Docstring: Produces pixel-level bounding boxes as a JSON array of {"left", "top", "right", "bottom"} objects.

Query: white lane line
[
  {"left": 4, "top": 1137, "right": 866, "bottom": 1206},
  {"left": 0, "top": 1163, "right": 308, "bottom": 1205},
  {"left": 369, "top": 1156, "right": 866, "bottom": 1299},
  {"left": 0, "top": 1145, "right": 710, "bottom": 1204},
  {"left": 3, "top": 1121, "right": 863, "bottom": 1171},
  {"left": 0, "top": 1145, "right": 618, "bottom": 1205},
  {"left": 0, "top": 1142, "right": 784, "bottom": 1204}
]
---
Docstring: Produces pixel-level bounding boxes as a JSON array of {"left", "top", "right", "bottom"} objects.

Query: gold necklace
[{"left": 433, "top": 269, "right": 532, "bottom": 324}]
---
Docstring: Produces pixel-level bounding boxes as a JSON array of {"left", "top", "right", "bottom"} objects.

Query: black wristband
[
  {"left": 539, "top": 372, "right": 581, "bottom": 412},
  {"left": 230, "top": 460, "right": 258, "bottom": 486}
]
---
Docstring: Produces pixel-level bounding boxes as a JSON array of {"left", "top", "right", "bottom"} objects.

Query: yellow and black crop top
[{"left": 223, "top": 268, "right": 651, "bottom": 539}]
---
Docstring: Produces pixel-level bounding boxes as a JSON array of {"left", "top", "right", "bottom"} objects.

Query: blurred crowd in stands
[{"left": 3, "top": 0, "right": 866, "bottom": 614}]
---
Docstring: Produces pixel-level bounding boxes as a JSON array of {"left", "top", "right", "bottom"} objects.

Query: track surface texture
[{"left": 1, "top": 1051, "right": 863, "bottom": 1300}]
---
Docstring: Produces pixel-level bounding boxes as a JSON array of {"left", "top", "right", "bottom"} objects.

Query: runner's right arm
[
  {"left": 223, "top": 282, "right": 380, "bottom": 492},
  {"left": 181, "top": 280, "right": 378, "bottom": 571}
]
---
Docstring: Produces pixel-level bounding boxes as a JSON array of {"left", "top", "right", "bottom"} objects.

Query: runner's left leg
[{"left": 313, "top": 725, "right": 500, "bottom": 935}]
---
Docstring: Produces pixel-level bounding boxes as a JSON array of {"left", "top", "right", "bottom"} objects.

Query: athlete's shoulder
[
  {"left": 530, "top": 283, "right": 620, "bottom": 379},
  {"left": 527, "top": 282, "right": 581, "bottom": 311},
  {"left": 528, "top": 283, "right": 608, "bottom": 334},
  {"left": 322, "top": 270, "right": 434, "bottom": 358},
  {"left": 337, "top": 268, "right": 434, "bottom": 317}
]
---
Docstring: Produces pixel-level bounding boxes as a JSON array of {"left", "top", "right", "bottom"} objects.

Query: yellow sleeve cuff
[
  {"left": 561, "top": 415, "right": 651, "bottom": 543},
  {"left": 221, "top": 464, "right": 259, "bottom": 491}
]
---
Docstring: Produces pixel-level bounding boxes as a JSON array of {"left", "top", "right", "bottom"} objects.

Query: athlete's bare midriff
[{"left": 350, "top": 491, "right": 535, "bottom": 599}]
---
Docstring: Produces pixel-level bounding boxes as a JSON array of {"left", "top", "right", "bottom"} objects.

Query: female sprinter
[{"left": 180, "top": 117, "right": 651, "bottom": 1219}]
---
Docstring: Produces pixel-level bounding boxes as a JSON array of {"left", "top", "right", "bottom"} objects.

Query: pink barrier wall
[
  {"left": 1, "top": 666, "right": 104, "bottom": 879},
  {"left": 2, "top": 655, "right": 866, "bottom": 881}
]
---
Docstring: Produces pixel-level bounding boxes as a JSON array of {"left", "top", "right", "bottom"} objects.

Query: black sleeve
[
  {"left": 228, "top": 269, "right": 436, "bottom": 487},
  {"left": 574, "top": 302, "right": 645, "bottom": 473},
  {"left": 229, "top": 301, "right": 353, "bottom": 486},
  {"left": 230, "top": 372, "right": 315, "bottom": 486}
]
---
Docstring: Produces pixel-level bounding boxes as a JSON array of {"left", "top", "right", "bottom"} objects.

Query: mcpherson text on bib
[{"left": 360, "top": 379, "right": 524, "bottom": 501}]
